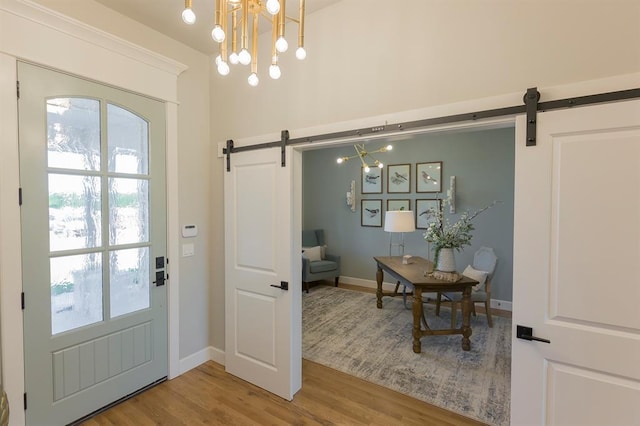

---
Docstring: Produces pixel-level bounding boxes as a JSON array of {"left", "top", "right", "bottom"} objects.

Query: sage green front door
[{"left": 18, "top": 62, "right": 168, "bottom": 425}]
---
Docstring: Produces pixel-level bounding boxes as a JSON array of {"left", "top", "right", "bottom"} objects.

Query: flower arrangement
[{"left": 424, "top": 200, "right": 501, "bottom": 265}]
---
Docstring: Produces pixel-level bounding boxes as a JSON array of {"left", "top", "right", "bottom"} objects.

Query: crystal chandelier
[
  {"left": 336, "top": 144, "right": 393, "bottom": 172},
  {"left": 181, "top": 0, "right": 306, "bottom": 87}
]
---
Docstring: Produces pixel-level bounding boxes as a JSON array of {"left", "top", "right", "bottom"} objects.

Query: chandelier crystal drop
[{"left": 181, "top": 0, "right": 307, "bottom": 87}]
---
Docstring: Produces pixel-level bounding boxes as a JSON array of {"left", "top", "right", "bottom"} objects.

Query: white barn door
[
  {"left": 224, "top": 146, "right": 300, "bottom": 400},
  {"left": 512, "top": 100, "right": 640, "bottom": 424}
]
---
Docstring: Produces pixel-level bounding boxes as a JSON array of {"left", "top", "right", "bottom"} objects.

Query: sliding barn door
[
  {"left": 224, "top": 146, "right": 300, "bottom": 400},
  {"left": 512, "top": 99, "right": 640, "bottom": 424}
]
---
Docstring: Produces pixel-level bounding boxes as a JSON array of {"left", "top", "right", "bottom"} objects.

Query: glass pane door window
[{"left": 47, "top": 98, "right": 151, "bottom": 334}]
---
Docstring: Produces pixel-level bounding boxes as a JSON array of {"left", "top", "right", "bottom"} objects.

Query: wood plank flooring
[
  {"left": 82, "top": 360, "right": 485, "bottom": 425},
  {"left": 83, "top": 282, "right": 495, "bottom": 425}
]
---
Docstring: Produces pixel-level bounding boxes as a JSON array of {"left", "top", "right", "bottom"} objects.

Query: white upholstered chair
[{"left": 435, "top": 246, "right": 498, "bottom": 327}]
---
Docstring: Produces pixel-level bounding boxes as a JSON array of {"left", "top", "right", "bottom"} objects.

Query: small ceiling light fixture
[
  {"left": 181, "top": 0, "right": 307, "bottom": 87},
  {"left": 336, "top": 144, "right": 392, "bottom": 172}
]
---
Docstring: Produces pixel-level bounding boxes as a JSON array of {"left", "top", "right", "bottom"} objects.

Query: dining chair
[{"left": 435, "top": 246, "right": 498, "bottom": 327}]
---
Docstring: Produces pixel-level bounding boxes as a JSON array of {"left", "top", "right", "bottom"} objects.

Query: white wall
[
  {"left": 210, "top": 0, "right": 640, "bottom": 140},
  {"left": 209, "top": 0, "right": 640, "bottom": 348}
]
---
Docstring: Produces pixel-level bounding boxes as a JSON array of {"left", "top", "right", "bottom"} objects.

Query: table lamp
[{"left": 384, "top": 211, "right": 416, "bottom": 256}]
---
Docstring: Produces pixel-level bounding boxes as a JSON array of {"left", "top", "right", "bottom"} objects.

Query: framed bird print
[
  {"left": 361, "top": 199, "right": 382, "bottom": 227},
  {"left": 362, "top": 166, "right": 383, "bottom": 194},
  {"left": 387, "top": 199, "right": 410, "bottom": 212},
  {"left": 416, "top": 161, "right": 442, "bottom": 193},
  {"left": 387, "top": 164, "right": 411, "bottom": 193},
  {"left": 416, "top": 199, "right": 442, "bottom": 229}
]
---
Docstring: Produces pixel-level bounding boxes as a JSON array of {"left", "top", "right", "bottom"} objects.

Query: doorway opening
[{"left": 298, "top": 124, "right": 515, "bottom": 425}]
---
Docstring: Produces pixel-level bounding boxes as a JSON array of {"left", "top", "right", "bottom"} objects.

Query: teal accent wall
[{"left": 303, "top": 127, "right": 515, "bottom": 302}]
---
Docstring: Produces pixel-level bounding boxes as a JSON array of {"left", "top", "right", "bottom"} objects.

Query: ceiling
[{"left": 93, "top": 0, "right": 341, "bottom": 55}]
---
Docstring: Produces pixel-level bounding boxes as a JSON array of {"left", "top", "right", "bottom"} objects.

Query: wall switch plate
[{"left": 182, "top": 243, "right": 195, "bottom": 257}]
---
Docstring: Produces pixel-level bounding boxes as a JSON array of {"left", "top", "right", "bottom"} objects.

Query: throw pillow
[
  {"left": 463, "top": 265, "right": 489, "bottom": 292},
  {"left": 302, "top": 245, "right": 322, "bottom": 262},
  {"left": 303, "top": 245, "right": 328, "bottom": 260}
]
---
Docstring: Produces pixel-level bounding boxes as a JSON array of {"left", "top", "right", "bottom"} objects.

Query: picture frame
[
  {"left": 362, "top": 166, "right": 383, "bottom": 194},
  {"left": 416, "top": 161, "right": 443, "bottom": 193},
  {"left": 361, "top": 199, "right": 382, "bottom": 227},
  {"left": 387, "top": 199, "right": 410, "bottom": 212},
  {"left": 387, "top": 163, "right": 411, "bottom": 193},
  {"left": 415, "top": 199, "right": 442, "bottom": 229}
]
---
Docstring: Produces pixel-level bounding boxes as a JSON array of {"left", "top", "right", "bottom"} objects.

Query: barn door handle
[
  {"left": 517, "top": 325, "right": 550, "bottom": 344},
  {"left": 270, "top": 281, "right": 289, "bottom": 291}
]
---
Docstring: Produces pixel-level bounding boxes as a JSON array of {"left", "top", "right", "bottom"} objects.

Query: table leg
[
  {"left": 460, "top": 286, "right": 473, "bottom": 351},
  {"left": 412, "top": 287, "right": 422, "bottom": 353},
  {"left": 376, "top": 265, "right": 383, "bottom": 309}
]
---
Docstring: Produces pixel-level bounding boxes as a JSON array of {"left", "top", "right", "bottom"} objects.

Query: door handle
[
  {"left": 517, "top": 325, "right": 550, "bottom": 344},
  {"left": 270, "top": 281, "right": 289, "bottom": 291},
  {"left": 153, "top": 271, "right": 166, "bottom": 287}
]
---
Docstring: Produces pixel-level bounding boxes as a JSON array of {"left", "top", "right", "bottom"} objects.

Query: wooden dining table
[{"left": 374, "top": 256, "right": 479, "bottom": 352}]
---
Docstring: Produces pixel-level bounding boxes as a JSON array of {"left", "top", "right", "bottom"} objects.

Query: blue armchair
[{"left": 302, "top": 229, "right": 341, "bottom": 293}]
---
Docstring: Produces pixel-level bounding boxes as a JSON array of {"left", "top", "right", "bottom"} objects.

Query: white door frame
[{"left": 0, "top": 2, "right": 186, "bottom": 423}]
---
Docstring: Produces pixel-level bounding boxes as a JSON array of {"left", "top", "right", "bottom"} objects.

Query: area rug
[{"left": 302, "top": 285, "right": 511, "bottom": 425}]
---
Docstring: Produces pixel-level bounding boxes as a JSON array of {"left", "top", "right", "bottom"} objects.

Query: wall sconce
[
  {"left": 447, "top": 176, "right": 456, "bottom": 213},
  {"left": 346, "top": 180, "right": 356, "bottom": 212}
]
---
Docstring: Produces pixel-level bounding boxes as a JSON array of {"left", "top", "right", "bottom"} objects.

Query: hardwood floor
[
  {"left": 83, "top": 282, "right": 496, "bottom": 425},
  {"left": 82, "top": 359, "right": 485, "bottom": 426}
]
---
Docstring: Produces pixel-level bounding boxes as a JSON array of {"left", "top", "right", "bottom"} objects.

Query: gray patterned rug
[{"left": 302, "top": 285, "right": 511, "bottom": 425}]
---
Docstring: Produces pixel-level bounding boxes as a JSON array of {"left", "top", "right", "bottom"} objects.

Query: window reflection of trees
[{"left": 46, "top": 98, "right": 152, "bottom": 331}]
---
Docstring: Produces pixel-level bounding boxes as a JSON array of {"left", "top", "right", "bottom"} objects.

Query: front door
[
  {"left": 19, "top": 62, "right": 168, "bottom": 425},
  {"left": 511, "top": 99, "right": 640, "bottom": 424},
  {"left": 224, "top": 146, "right": 301, "bottom": 400}
]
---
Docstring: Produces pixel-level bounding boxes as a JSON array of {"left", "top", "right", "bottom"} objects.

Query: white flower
[{"left": 424, "top": 200, "right": 501, "bottom": 254}]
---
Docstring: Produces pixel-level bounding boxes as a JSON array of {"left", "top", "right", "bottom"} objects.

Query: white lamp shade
[{"left": 384, "top": 211, "right": 416, "bottom": 232}]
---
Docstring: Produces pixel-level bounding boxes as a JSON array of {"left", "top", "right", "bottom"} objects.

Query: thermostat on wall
[{"left": 182, "top": 224, "right": 198, "bottom": 238}]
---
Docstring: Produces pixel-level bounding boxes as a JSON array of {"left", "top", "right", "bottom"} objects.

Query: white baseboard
[
  {"left": 210, "top": 346, "right": 225, "bottom": 365},
  {"left": 340, "top": 275, "right": 512, "bottom": 312},
  {"left": 179, "top": 346, "right": 225, "bottom": 375},
  {"left": 339, "top": 275, "right": 397, "bottom": 291},
  {"left": 490, "top": 299, "right": 512, "bottom": 312}
]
